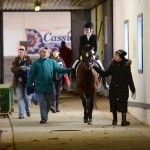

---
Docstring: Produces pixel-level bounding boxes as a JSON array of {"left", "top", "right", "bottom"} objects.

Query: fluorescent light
[
  {"left": 34, "top": 1, "right": 41, "bottom": 11},
  {"left": 35, "top": 6, "right": 40, "bottom": 11}
]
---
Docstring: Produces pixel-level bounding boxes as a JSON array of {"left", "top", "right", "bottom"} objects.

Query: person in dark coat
[
  {"left": 72, "top": 22, "right": 108, "bottom": 89},
  {"left": 94, "top": 50, "right": 136, "bottom": 126},
  {"left": 59, "top": 41, "right": 72, "bottom": 68},
  {"left": 59, "top": 41, "right": 72, "bottom": 91}
]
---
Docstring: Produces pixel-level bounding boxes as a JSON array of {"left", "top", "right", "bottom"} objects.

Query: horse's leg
[
  {"left": 88, "top": 97, "right": 94, "bottom": 125},
  {"left": 82, "top": 93, "right": 88, "bottom": 123}
]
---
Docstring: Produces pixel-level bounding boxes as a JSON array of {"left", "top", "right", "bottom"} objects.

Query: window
[
  {"left": 137, "top": 14, "right": 143, "bottom": 73},
  {"left": 124, "top": 20, "right": 129, "bottom": 58}
]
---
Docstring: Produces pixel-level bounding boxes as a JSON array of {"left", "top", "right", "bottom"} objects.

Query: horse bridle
[
  {"left": 82, "top": 60, "right": 94, "bottom": 71},
  {"left": 81, "top": 46, "right": 94, "bottom": 70}
]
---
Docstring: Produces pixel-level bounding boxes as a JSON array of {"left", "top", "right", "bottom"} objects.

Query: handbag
[{"left": 64, "top": 74, "right": 70, "bottom": 86}]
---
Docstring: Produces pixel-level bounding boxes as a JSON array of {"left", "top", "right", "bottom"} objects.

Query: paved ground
[{"left": 0, "top": 92, "right": 150, "bottom": 150}]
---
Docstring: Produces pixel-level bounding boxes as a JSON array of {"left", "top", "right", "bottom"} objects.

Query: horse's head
[{"left": 81, "top": 45, "right": 94, "bottom": 66}]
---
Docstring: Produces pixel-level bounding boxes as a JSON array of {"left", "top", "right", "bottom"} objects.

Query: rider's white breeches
[
  {"left": 96, "top": 60, "right": 104, "bottom": 70},
  {"left": 72, "top": 59, "right": 79, "bottom": 69}
]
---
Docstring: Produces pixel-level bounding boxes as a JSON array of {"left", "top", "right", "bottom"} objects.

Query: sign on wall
[
  {"left": 26, "top": 28, "right": 71, "bottom": 54},
  {"left": 4, "top": 12, "right": 71, "bottom": 56}
]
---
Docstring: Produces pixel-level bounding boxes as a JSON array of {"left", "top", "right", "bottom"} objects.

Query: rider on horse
[{"left": 72, "top": 22, "right": 108, "bottom": 89}]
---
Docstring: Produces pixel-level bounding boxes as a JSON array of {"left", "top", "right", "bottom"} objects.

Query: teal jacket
[{"left": 27, "top": 58, "right": 72, "bottom": 93}]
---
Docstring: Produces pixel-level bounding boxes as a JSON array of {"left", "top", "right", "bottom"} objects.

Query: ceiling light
[{"left": 34, "top": 1, "right": 41, "bottom": 11}]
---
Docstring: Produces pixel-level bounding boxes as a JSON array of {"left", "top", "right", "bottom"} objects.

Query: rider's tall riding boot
[
  {"left": 71, "top": 68, "right": 76, "bottom": 78},
  {"left": 102, "top": 77, "right": 109, "bottom": 90}
]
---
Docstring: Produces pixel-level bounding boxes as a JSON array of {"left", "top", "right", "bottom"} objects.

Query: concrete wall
[
  {"left": 91, "top": 5, "right": 104, "bottom": 63},
  {"left": 113, "top": 0, "right": 150, "bottom": 125},
  {"left": 96, "top": 5, "right": 104, "bottom": 62},
  {"left": 102, "top": 0, "right": 113, "bottom": 70},
  {"left": 0, "top": 12, "right": 3, "bottom": 83},
  {"left": 91, "top": 0, "right": 113, "bottom": 70}
]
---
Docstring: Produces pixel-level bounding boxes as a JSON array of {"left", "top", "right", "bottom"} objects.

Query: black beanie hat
[
  {"left": 52, "top": 47, "right": 59, "bottom": 52},
  {"left": 84, "top": 22, "right": 93, "bottom": 29},
  {"left": 115, "top": 50, "right": 127, "bottom": 59}
]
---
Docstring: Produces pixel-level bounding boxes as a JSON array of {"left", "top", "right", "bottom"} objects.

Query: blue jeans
[
  {"left": 37, "top": 92, "right": 55, "bottom": 121},
  {"left": 16, "top": 82, "right": 31, "bottom": 117}
]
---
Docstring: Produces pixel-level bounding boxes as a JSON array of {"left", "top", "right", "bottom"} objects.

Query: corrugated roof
[{"left": 0, "top": 0, "right": 104, "bottom": 11}]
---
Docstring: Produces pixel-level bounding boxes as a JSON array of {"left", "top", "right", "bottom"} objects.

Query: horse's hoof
[
  {"left": 112, "top": 120, "right": 117, "bottom": 125},
  {"left": 83, "top": 118, "right": 88, "bottom": 123},
  {"left": 88, "top": 119, "right": 93, "bottom": 125}
]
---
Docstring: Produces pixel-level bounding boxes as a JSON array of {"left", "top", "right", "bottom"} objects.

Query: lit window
[
  {"left": 137, "top": 14, "right": 143, "bottom": 73},
  {"left": 124, "top": 20, "right": 129, "bottom": 58}
]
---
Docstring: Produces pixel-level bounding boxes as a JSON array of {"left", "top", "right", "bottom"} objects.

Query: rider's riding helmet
[{"left": 84, "top": 22, "right": 93, "bottom": 29}]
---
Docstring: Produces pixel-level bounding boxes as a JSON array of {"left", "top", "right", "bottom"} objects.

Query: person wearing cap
[
  {"left": 27, "top": 47, "right": 72, "bottom": 124},
  {"left": 72, "top": 22, "right": 108, "bottom": 89},
  {"left": 49, "top": 47, "right": 66, "bottom": 112},
  {"left": 11, "top": 45, "right": 32, "bottom": 119},
  {"left": 93, "top": 50, "right": 136, "bottom": 126}
]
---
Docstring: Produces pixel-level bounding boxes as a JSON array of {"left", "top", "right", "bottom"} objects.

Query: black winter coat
[
  {"left": 95, "top": 59, "right": 135, "bottom": 112},
  {"left": 79, "top": 34, "right": 97, "bottom": 56}
]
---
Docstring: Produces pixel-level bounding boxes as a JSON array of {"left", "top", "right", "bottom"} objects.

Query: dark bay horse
[{"left": 77, "top": 46, "right": 100, "bottom": 125}]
